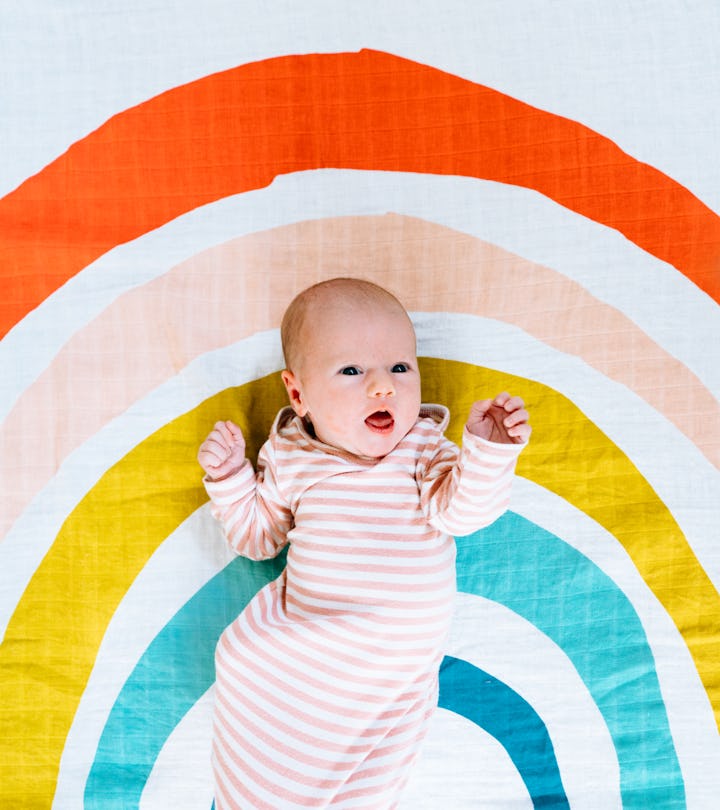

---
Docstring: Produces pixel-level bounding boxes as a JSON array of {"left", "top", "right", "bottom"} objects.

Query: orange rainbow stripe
[{"left": 1, "top": 49, "right": 718, "bottom": 338}]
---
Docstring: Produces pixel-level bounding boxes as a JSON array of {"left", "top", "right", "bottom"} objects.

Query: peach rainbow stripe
[
  {"left": 1, "top": 364, "right": 718, "bottom": 805},
  {"left": 1, "top": 214, "right": 717, "bottom": 544},
  {"left": 1, "top": 49, "right": 718, "bottom": 338}
]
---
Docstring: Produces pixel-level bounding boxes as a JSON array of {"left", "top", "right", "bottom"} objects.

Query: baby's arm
[
  {"left": 419, "top": 395, "right": 529, "bottom": 535},
  {"left": 199, "top": 421, "right": 292, "bottom": 560}
]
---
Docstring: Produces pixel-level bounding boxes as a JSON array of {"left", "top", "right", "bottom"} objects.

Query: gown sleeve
[
  {"left": 417, "top": 426, "right": 525, "bottom": 536},
  {"left": 203, "top": 436, "right": 293, "bottom": 560}
]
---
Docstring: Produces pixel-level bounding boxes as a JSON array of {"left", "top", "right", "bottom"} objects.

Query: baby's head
[{"left": 280, "top": 278, "right": 421, "bottom": 458}]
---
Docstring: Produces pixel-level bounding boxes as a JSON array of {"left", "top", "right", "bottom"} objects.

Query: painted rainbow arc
[{"left": 0, "top": 45, "right": 717, "bottom": 810}]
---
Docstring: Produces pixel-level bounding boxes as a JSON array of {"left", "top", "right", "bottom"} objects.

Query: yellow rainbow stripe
[{"left": 0, "top": 361, "right": 717, "bottom": 806}]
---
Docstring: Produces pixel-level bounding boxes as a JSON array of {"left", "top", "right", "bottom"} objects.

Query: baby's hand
[
  {"left": 198, "top": 420, "right": 247, "bottom": 480},
  {"left": 466, "top": 393, "right": 531, "bottom": 445}
]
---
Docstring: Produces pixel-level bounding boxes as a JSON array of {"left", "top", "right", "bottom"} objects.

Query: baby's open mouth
[{"left": 365, "top": 410, "right": 394, "bottom": 432}]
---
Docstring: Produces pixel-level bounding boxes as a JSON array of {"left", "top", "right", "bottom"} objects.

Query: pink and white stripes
[{"left": 204, "top": 405, "right": 522, "bottom": 808}]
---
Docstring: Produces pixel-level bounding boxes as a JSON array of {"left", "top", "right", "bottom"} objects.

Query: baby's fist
[
  {"left": 198, "top": 420, "right": 246, "bottom": 480},
  {"left": 467, "top": 393, "right": 530, "bottom": 445}
]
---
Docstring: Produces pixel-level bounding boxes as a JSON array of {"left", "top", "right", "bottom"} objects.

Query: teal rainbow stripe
[
  {"left": 456, "top": 513, "right": 685, "bottom": 808},
  {"left": 84, "top": 513, "right": 684, "bottom": 808},
  {"left": 84, "top": 552, "right": 285, "bottom": 809}
]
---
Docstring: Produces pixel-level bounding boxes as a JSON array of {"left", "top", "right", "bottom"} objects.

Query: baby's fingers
[
  {"left": 211, "top": 420, "right": 241, "bottom": 446},
  {"left": 504, "top": 410, "right": 531, "bottom": 442},
  {"left": 503, "top": 406, "right": 529, "bottom": 427},
  {"left": 493, "top": 393, "right": 531, "bottom": 443},
  {"left": 198, "top": 423, "right": 232, "bottom": 464},
  {"left": 493, "top": 393, "right": 524, "bottom": 412},
  {"left": 198, "top": 440, "right": 230, "bottom": 469}
]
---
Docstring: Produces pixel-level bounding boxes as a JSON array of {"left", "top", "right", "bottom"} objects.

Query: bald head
[{"left": 281, "top": 278, "right": 414, "bottom": 373}]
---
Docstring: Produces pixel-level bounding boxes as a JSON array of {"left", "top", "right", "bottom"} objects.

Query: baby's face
[{"left": 282, "top": 303, "right": 421, "bottom": 458}]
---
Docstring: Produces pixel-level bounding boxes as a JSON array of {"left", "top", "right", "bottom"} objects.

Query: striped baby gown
[{"left": 204, "top": 405, "right": 522, "bottom": 809}]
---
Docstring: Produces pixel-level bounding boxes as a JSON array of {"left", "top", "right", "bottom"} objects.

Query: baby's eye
[
  {"left": 391, "top": 363, "right": 409, "bottom": 373},
  {"left": 340, "top": 366, "right": 361, "bottom": 376}
]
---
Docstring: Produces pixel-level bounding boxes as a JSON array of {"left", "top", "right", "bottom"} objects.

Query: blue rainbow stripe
[
  {"left": 84, "top": 513, "right": 684, "bottom": 808},
  {"left": 439, "top": 655, "right": 568, "bottom": 807}
]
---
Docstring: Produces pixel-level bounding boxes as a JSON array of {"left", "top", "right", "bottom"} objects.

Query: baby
[{"left": 198, "top": 277, "right": 530, "bottom": 810}]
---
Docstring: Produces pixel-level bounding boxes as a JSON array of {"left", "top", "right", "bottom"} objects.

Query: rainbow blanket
[{"left": 1, "top": 3, "right": 718, "bottom": 808}]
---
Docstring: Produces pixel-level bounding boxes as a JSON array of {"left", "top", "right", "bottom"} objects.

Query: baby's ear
[{"left": 281, "top": 370, "right": 308, "bottom": 417}]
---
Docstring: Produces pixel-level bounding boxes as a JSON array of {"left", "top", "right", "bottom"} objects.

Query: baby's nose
[{"left": 367, "top": 370, "right": 395, "bottom": 397}]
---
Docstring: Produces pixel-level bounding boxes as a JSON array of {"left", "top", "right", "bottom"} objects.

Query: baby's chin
[
  {"left": 322, "top": 430, "right": 399, "bottom": 460},
  {"left": 357, "top": 419, "right": 414, "bottom": 458},
  {"left": 314, "top": 411, "right": 416, "bottom": 459}
]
